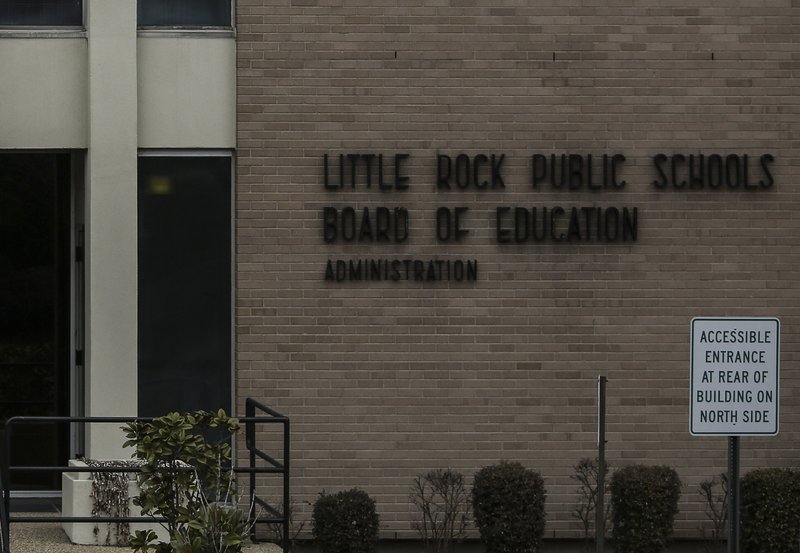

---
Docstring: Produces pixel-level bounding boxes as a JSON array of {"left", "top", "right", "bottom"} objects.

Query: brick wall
[{"left": 236, "top": 0, "right": 799, "bottom": 539}]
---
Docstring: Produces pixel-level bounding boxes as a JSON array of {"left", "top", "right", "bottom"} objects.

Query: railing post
[
  {"left": 282, "top": 418, "right": 290, "bottom": 553},
  {"left": 246, "top": 399, "right": 256, "bottom": 542},
  {"left": 0, "top": 455, "right": 8, "bottom": 553}
]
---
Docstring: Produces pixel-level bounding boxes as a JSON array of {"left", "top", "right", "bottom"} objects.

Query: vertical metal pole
[
  {"left": 0, "top": 482, "right": 6, "bottom": 553},
  {"left": 0, "top": 429, "right": 7, "bottom": 553},
  {"left": 246, "top": 401, "right": 255, "bottom": 510},
  {"left": 596, "top": 376, "right": 607, "bottom": 553},
  {"left": 728, "top": 436, "right": 740, "bottom": 553},
  {"left": 245, "top": 400, "right": 256, "bottom": 542},
  {"left": 283, "top": 419, "right": 290, "bottom": 553}
]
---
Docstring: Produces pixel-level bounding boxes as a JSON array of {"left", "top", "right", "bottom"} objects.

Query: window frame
[
  {"left": 136, "top": 149, "right": 235, "bottom": 418},
  {"left": 0, "top": 0, "right": 85, "bottom": 31},
  {"left": 136, "top": 0, "right": 234, "bottom": 32}
]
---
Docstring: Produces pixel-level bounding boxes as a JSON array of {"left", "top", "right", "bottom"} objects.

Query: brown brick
[{"left": 236, "top": 0, "right": 800, "bottom": 540}]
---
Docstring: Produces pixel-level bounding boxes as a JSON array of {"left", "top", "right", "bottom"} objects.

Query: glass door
[{"left": 0, "top": 153, "right": 72, "bottom": 491}]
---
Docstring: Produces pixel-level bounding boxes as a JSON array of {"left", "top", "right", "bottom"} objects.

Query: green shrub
[
  {"left": 312, "top": 489, "right": 380, "bottom": 553},
  {"left": 122, "top": 410, "right": 247, "bottom": 553},
  {"left": 171, "top": 502, "right": 249, "bottom": 553},
  {"left": 610, "top": 465, "right": 681, "bottom": 553},
  {"left": 741, "top": 468, "right": 800, "bottom": 553},
  {"left": 471, "top": 461, "right": 546, "bottom": 553}
]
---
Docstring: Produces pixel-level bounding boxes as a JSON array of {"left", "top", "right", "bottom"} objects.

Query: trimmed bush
[
  {"left": 472, "top": 461, "right": 546, "bottom": 553},
  {"left": 312, "top": 489, "right": 379, "bottom": 553},
  {"left": 610, "top": 465, "right": 681, "bottom": 553},
  {"left": 741, "top": 468, "right": 800, "bottom": 553}
]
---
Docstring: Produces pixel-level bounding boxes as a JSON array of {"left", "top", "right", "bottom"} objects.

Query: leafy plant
[
  {"left": 311, "top": 489, "right": 379, "bottom": 553},
  {"left": 171, "top": 498, "right": 250, "bottom": 553},
  {"left": 610, "top": 464, "right": 681, "bottom": 553},
  {"left": 741, "top": 468, "right": 800, "bottom": 553},
  {"left": 122, "top": 410, "right": 248, "bottom": 553},
  {"left": 698, "top": 473, "right": 728, "bottom": 553},
  {"left": 471, "top": 461, "right": 546, "bottom": 553},
  {"left": 570, "top": 457, "right": 610, "bottom": 553},
  {"left": 410, "top": 469, "right": 469, "bottom": 553}
]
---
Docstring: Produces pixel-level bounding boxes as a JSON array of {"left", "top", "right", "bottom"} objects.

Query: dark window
[
  {"left": 138, "top": 155, "right": 231, "bottom": 417},
  {"left": 0, "top": 0, "right": 82, "bottom": 26},
  {"left": 138, "top": 0, "right": 231, "bottom": 27},
  {"left": 0, "top": 153, "right": 72, "bottom": 490}
]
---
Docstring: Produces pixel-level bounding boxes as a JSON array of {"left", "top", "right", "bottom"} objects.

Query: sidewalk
[
  {"left": 6, "top": 515, "right": 282, "bottom": 553},
  {"left": 5, "top": 517, "right": 712, "bottom": 553}
]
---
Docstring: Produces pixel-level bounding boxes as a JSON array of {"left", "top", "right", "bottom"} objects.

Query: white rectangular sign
[{"left": 690, "top": 317, "right": 780, "bottom": 436}]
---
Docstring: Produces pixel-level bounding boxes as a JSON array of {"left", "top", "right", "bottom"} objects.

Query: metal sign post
[
  {"left": 596, "top": 376, "right": 607, "bottom": 553},
  {"left": 728, "top": 436, "right": 740, "bottom": 553},
  {"left": 689, "top": 318, "right": 780, "bottom": 553}
]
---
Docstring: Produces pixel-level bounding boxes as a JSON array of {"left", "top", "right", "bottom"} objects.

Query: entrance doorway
[{"left": 0, "top": 153, "right": 75, "bottom": 491}]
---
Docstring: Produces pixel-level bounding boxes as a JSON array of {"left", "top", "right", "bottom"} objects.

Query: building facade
[
  {"left": 0, "top": 0, "right": 236, "bottom": 489},
  {"left": 0, "top": 0, "right": 798, "bottom": 543},
  {"left": 235, "top": 0, "right": 799, "bottom": 541}
]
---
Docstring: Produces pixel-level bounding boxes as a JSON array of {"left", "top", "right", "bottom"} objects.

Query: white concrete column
[{"left": 84, "top": 0, "right": 138, "bottom": 459}]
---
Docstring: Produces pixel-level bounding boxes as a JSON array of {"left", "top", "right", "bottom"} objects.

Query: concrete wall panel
[
  {"left": 0, "top": 38, "right": 87, "bottom": 149},
  {"left": 138, "top": 37, "right": 235, "bottom": 149}
]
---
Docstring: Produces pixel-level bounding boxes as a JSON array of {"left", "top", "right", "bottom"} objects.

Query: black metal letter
[
  {"left": 455, "top": 154, "right": 470, "bottom": 189},
  {"left": 376, "top": 207, "right": 390, "bottom": 241},
  {"left": 726, "top": 154, "right": 741, "bottom": 188},
  {"left": 436, "top": 207, "right": 451, "bottom": 241},
  {"left": 612, "top": 154, "right": 626, "bottom": 188},
  {"left": 708, "top": 154, "right": 723, "bottom": 188},
  {"left": 569, "top": 154, "right": 583, "bottom": 189},
  {"left": 671, "top": 154, "right": 687, "bottom": 188},
  {"left": 496, "top": 207, "right": 511, "bottom": 243},
  {"left": 394, "top": 153, "right": 410, "bottom": 190},
  {"left": 532, "top": 154, "right": 547, "bottom": 188},
  {"left": 341, "top": 206, "right": 356, "bottom": 241},
  {"left": 759, "top": 154, "right": 775, "bottom": 188},
  {"left": 323, "top": 207, "right": 337, "bottom": 242},
  {"left": 474, "top": 154, "right": 488, "bottom": 189},
  {"left": 454, "top": 207, "right": 469, "bottom": 241},
  {"left": 358, "top": 207, "right": 374, "bottom": 241},
  {"left": 394, "top": 207, "right": 409, "bottom": 242},
  {"left": 491, "top": 154, "right": 506, "bottom": 188},
  {"left": 652, "top": 154, "right": 668, "bottom": 188},
  {"left": 437, "top": 155, "right": 452, "bottom": 190}
]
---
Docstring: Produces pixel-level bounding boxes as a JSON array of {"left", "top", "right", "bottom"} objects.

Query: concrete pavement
[{"left": 6, "top": 514, "right": 282, "bottom": 553}]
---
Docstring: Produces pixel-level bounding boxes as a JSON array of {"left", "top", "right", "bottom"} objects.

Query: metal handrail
[
  {"left": 246, "top": 397, "right": 290, "bottom": 552},
  {"left": 0, "top": 402, "right": 289, "bottom": 553}
]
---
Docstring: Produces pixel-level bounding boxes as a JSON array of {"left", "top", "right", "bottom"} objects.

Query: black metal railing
[
  {"left": 0, "top": 398, "right": 289, "bottom": 553},
  {"left": 245, "top": 397, "right": 291, "bottom": 550}
]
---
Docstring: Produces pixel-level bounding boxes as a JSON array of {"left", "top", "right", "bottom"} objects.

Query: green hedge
[
  {"left": 610, "top": 465, "right": 681, "bottom": 553},
  {"left": 472, "top": 461, "right": 546, "bottom": 553},
  {"left": 741, "top": 468, "right": 800, "bottom": 553},
  {"left": 312, "top": 489, "right": 380, "bottom": 553}
]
